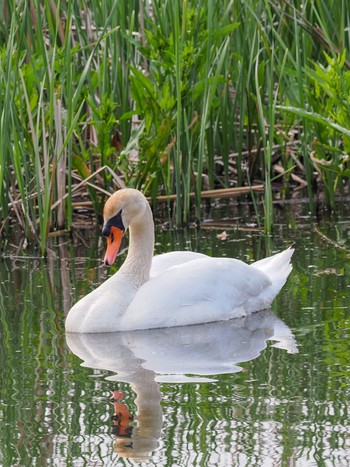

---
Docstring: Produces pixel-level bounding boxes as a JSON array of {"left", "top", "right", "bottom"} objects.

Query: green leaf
[{"left": 277, "top": 105, "right": 350, "bottom": 139}]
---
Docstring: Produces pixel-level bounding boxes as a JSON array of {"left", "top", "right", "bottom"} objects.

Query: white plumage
[{"left": 65, "top": 189, "right": 294, "bottom": 333}]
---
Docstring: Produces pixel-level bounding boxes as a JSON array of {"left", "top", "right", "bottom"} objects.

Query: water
[{"left": 1, "top": 204, "right": 350, "bottom": 466}]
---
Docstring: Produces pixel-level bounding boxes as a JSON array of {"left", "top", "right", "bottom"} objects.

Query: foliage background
[{"left": 1, "top": 0, "right": 350, "bottom": 251}]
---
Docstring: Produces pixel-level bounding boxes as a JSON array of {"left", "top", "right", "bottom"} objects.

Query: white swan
[{"left": 65, "top": 188, "right": 294, "bottom": 333}]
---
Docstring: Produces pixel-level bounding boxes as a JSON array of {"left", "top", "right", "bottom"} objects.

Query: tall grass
[{"left": 1, "top": 0, "right": 350, "bottom": 250}]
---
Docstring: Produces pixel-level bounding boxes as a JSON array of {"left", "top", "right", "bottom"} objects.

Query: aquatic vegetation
[
  {"left": 279, "top": 50, "right": 350, "bottom": 208},
  {"left": 0, "top": 0, "right": 349, "bottom": 250}
]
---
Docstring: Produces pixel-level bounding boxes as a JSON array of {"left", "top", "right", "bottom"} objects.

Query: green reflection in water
[{"left": 1, "top": 211, "right": 350, "bottom": 466}]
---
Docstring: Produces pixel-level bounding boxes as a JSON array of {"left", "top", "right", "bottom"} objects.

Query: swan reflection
[{"left": 66, "top": 309, "right": 297, "bottom": 460}]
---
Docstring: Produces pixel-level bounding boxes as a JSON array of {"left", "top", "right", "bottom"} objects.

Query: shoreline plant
[{"left": 0, "top": 0, "right": 349, "bottom": 252}]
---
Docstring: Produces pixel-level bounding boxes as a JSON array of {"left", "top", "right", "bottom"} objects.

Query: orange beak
[{"left": 104, "top": 226, "right": 123, "bottom": 266}]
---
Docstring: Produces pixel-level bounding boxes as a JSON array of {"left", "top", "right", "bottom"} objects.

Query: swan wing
[
  {"left": 119, "top": 257, "right": 272, "bottom": 330},
  {"left": 150, "top": 251, "right": 208, "bottom": 277}
]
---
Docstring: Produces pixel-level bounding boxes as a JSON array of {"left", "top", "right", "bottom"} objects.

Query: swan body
[{"left": 65, "top": 188, "right": 294, "bottom": 333}]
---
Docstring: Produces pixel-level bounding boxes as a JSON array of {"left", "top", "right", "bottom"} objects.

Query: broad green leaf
[{"left": 277, "top": 105, "right": 350, "bottom": 139}]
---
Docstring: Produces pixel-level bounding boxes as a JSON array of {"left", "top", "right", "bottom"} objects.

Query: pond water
[{"left": 1, "top": 201, "right": 350, "bottom": 466}]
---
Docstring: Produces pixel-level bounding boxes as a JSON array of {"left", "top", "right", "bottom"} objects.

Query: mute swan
[{"left": 65, "top": 188, "right": 294, "bottom": 333}]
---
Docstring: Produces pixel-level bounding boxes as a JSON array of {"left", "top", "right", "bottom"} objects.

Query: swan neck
[{"left": 121, "top": 203, "right": 154, "bottom": 287}]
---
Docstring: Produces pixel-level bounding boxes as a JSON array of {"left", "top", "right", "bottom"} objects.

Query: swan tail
[{"left": 250, "top": 246, "right": 294, "bottom": 306}]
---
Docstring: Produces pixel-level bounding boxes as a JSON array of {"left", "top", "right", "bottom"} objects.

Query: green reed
[{"left": 1, "top": 0, "right": 350, "bottom": 248}]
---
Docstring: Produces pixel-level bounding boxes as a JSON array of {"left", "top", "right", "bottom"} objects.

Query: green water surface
[{"left": 1, "top": 206, "right": 350, "bottom": 466}]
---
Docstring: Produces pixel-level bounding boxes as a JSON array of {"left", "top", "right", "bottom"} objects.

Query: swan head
[{"left": 102, "top": 189, "right": 149, "bottom": 266}]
